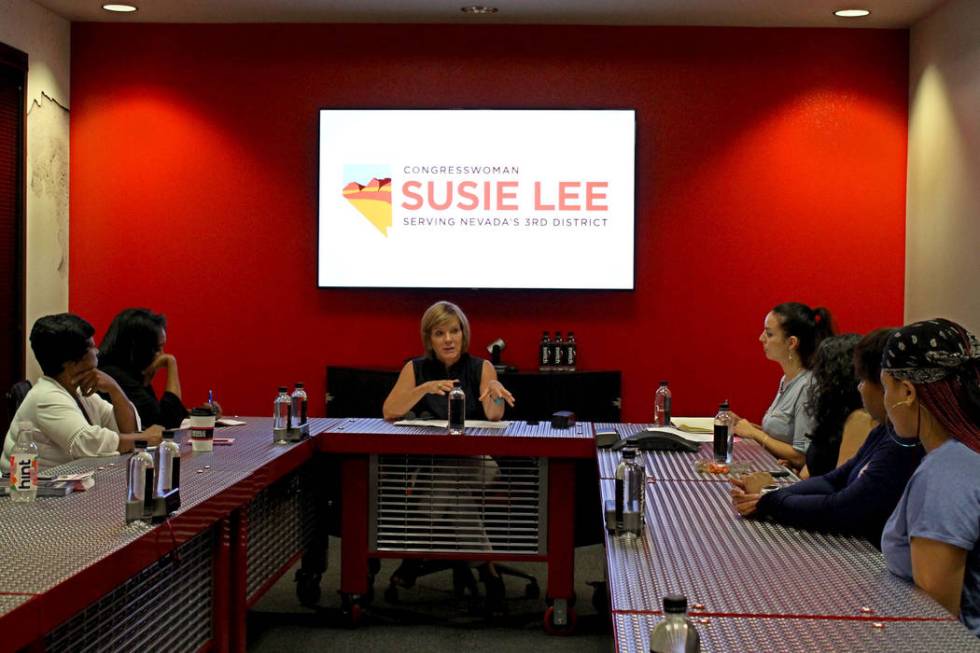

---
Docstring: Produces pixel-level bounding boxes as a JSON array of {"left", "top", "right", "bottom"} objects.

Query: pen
[{"left": 208, "top": 389, "right": 213, "bottom": 406}]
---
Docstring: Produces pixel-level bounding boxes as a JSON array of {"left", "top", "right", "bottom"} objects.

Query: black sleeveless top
[{"left": 409, "top": 352, "right": 487, "bottom": 420}]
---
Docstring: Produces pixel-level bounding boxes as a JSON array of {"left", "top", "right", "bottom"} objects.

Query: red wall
[{"left": 68, "top": 24, "right": 908, "bottom": 422}]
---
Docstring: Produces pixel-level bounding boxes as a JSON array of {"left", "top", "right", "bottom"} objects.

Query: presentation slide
[{"left": 318, "top": 109, "right": 635, "bottom": 289}]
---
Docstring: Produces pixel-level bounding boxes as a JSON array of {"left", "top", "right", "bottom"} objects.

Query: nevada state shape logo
[{"left": 342, "top": 165, "right": 392, "bottom": 236}]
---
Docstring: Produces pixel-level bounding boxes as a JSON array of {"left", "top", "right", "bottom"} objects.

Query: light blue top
[
  {"left": 761, "top": 370, "right": 815, "bottom": 453},
  {"left": 881, "top": 438, "right": 980, "bottom": 636}
]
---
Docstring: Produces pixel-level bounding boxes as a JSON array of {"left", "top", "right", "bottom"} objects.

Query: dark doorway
[{"left": 0, "top": 41, "right": 27, "bottom": 431}]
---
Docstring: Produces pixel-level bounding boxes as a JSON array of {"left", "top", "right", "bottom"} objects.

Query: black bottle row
[{"left": 539, "top": 330, "right": 577, "bottom": 372}]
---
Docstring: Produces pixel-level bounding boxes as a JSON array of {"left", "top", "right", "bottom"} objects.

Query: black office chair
[
  {"left": 2, "top": 380, "right": 32, "bottom": 452},
  {"left": 382, "top": 454, "right": 540, "bottom": 617}
]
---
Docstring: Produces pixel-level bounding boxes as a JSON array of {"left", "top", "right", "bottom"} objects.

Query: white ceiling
[{"left": 34, "top": 0, "right": 948, "bottom": 29}]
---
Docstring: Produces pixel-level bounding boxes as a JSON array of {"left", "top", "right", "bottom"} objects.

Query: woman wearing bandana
[{"left": 880, "top": 318, "right": 980, "bottom": 636}]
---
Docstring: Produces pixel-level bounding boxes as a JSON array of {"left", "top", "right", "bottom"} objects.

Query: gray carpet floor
[{"left": 247, "top": 537, "right": 613, "bottom": 652}]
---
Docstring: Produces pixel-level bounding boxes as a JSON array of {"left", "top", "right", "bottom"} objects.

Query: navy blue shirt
[
  {"left": 409, "top": 353, "right": 487, "bottom": 420},
  {"left": 756, "top": 424, "right": 924, "bottom": 546}
]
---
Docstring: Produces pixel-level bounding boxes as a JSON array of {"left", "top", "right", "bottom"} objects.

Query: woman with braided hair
[{"left": 880, "top": 318, "right": 980, "bottom": 636}]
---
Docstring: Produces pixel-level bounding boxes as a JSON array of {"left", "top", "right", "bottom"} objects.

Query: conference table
[
  {"left": 2, "top": 417, "right": 978, "bottom": 651},
  {"left": 0, "top": 417, "right": 336, "bottom": 653},
  {"left": 319, "top": 416, "right": 595, "bottom": 631},
  {"left": 595, "top": 422, "right": 980, "bottom": 652}
]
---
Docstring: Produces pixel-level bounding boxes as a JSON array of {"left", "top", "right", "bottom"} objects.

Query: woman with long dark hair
[
  {"left": 801, "top": 333, "right": 871, "bottom": 478},
  {"left": 731, "top": 302, "right": 834, "bottom": 469},
  {"left": 99, "top": 308, "right": 188, "bottom": 429},
  {"left": 880, "top": 318, "right": 980, "bottom": 635},
  {"left": 730, "top": 328, "right": 923, "bottom": 546}
]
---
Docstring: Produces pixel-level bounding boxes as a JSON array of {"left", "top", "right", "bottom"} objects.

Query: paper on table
[
  {"left": 644, "top": 426, "right": 714, "bottom": 443},
  {"left": 394, "top": 419, "right": 511, "bottom": 429},
  {"left": 178, "top": 417, "right": 246, "bottom": 429},
  {"left": 670, "top": 416, "right": 715, "bottom": 434}
]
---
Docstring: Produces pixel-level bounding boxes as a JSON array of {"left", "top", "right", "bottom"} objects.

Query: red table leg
[
  {"left": 545, "top": 459, "right": 577, "bottom": 634},
  {"left": 340, "top": 455, "right": 369, "bottom": 623},
  {"left": 229, "top": 509, "right": 248, "bottom": 651},
  {"left": 213, "top": 517, "right": 231, "bottom": 653}
]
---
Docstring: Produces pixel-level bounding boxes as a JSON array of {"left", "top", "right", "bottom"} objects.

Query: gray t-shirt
[
  {"left": 761, "top": 370, "right": 815, "bottom": 453},
  {"left": 882, "top": 439, "right": 980, "bottom": 636}
]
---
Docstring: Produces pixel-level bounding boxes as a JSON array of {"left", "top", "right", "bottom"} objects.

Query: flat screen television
[{"left": 318, "top": 109, "right": 635, "bottom": 290}]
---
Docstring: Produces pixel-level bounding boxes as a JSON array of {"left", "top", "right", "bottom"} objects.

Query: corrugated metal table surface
[
  {"left": 0, "top": 593, "right": 30, "bottom": 617},
  {"left": 600, "top": 480, "right": 952, "bottom": 620},
  {"left": 0, "top": 416, "right": 334, "bottom": 650},
  {"left": 595, "top": 422, "right": 795, "bottom": 482},
  {"left": 327, "top": 416, "right": 592, "bottom": 439},
  {"left": 0, "top": 456, "right": 247, "bottom": 594},
  {"left": 613, "top": 613, "right": 980, "bottom": 653}
]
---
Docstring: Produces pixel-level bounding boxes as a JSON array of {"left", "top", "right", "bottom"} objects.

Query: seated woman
[
  {"left": 731, "top": 302, "right": 834, "bottom": 469},
  {"left": 2, "top": 314, "right": 160, "bottom": 470},
  {"left": 730, "top": 328, "right": 924, "bottom": 546},
  {"left": 382, "top": 300, "right": 516, "bottom": 602},
  {"left": 383, "top": 300, "right": 515, "bottom": 421},
  {"left": 879, "top": 318, "right": 980, "bottom": 636},
  {"left": 800, "top": 333, "right": 873, "bottom": 478},
  {"left": 98, "top": 308, "right": 189, "bottom": 429}
]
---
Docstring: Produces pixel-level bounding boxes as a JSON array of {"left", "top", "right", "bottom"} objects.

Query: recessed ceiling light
[
  {"left": 834, "top": 9, "right": 871, "bottom": 18},
  {"left": 102, "top": 3, "right": 138, "bottom": 12},
  {"left": 461, "top": 6, "right": 499, "bottom": 14}
]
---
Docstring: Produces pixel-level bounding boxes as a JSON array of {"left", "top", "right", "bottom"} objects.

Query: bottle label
[
  {"left": 540, "top": 343, "right": 551, "bottom": 367},
  {"left": 143, "top": 467, "right": 155, "bottom": 509},
  {"left": 567, "top": 345, "right": 576, "bottom": 367},
  {"left": 171, "top": 457, "right": 181, "bottom": 491},
  {"left": 301, "top": 398, "right": 308, "bottom": 424},
  {"left": 10, "top": 454, "right": 38, "bottom": 490},
  {"left": 664, "top": 396, "right": 671, "bottom": 424},
  {"left": 553, "top": 343, "right": 564, "bottom": 366},
  {"left": 448, "top": 396, "right": 466, "bottom": 431},
  {"left": 713, "top": 423, "right": 729, "bottom": 460}
]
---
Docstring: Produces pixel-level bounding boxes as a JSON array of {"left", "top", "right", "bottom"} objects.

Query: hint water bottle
[
  {"left": 9, "top": 422, "right": 39, "bottom": 503},
  {"left": 614, "top": 446, "right": 645, "bottom": 536},
  {"left": 155, "top": 430, "right": 181, "bottom": 495},
  {"left": 654, "top": 380, "right": 672, "bottom": 427},
  {"left": 649, "top": 595, "right": 701, "bottom": 653},
  {"left": 448, "top": 381, "right": 466, "bottom": 435},
  {"left": 539, "top": 331, "right": 552, "bottom": 371},
  {"left": 290, "top": 382, "right": 308, "bottom": 427},
  {"left": 552, "top": 331, "right": 565, "bottom": 370},
  {"left": 566, "top": 331, "right": 577, "bottom": 371},
  {"left": 127, "top": 440, "right": 155, "bottom": 510},
  {"left": 713, "top": 400, "right": 733, "bottom": 464},
  {"left": 273, "top": 386, "right": 290, "bottom": 443}
]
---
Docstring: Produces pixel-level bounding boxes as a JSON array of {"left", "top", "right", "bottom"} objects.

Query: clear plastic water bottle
[
  {"left": 127, "top": 440, "right": 155, "bottom": 507},
  {"left": 566, "top": 331, "right": 577, "bottom": 371},
  {"left": 654, "top": 380, "right": 672, "bottom": 427},
  {"left": 273, "top": 386, "right": 291, "bottom": 443},
  {"left": 9, "top": 422, "right": 39, "bottom": 503},
  {"left": 614, "top": 446, "right": 645, "bottom": 536},
  {"left": 713, "top": 400, "right": 733, "bottom": 464},
  {"left": 552, "top": 331, "right": 565, "bottom": 370},
  {"left": 448, "top": 381, "right": 466, "bottom": 435},
  {"left": 538, "top": 331, "right": 552, "bottom": 371},
  {"left": 649, "top": 594, "right": 701, "bottom": 653},
  {"left": 290, "top": 382, "right": 308, "bottom": 427},
  {"left": 155, "top": 430, "right": 181, "bottom": 495}
]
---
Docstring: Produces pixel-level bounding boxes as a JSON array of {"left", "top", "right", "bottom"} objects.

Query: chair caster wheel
[{"left": 294, "top": 569, "right": 322, "bottom": 607}]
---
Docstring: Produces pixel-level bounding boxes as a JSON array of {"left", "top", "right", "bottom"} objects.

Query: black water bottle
[
  {"left": 539, "top": 331, "right": 552, "bottom": 371},
  {"left": 552, "top": 331, "right": 565, "bottom": 370}
]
